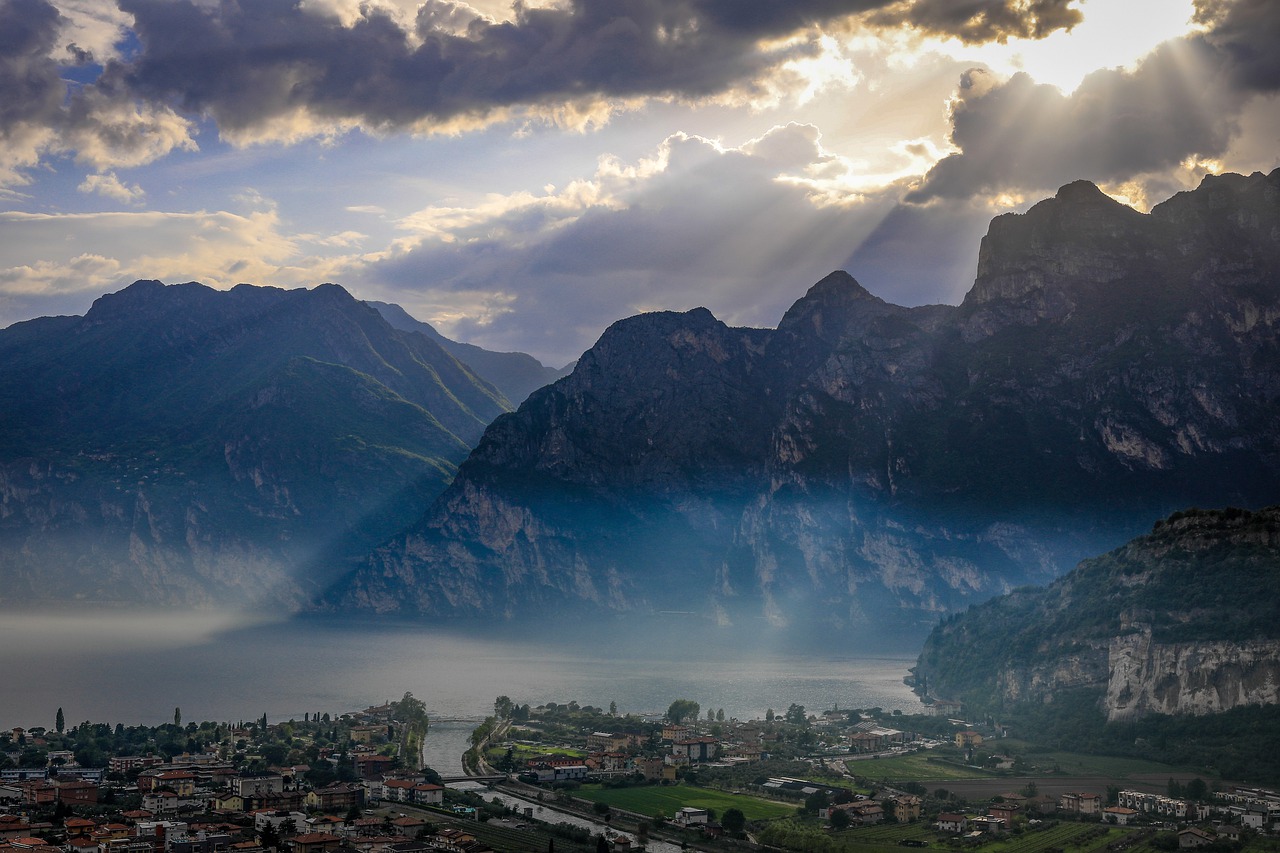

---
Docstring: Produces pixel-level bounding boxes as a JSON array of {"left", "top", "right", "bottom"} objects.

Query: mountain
[
  {"left": 0, "top": 280, "right": 510, "bottom": 608},
  {"left": 367, "top": 301, "right": 571, "bottom": 404},
  {"left": 326, "top": 169, "right": 1280, "bottom": 637},
  {"left": 910, "top": 506, "right": 1280, "bottom": 722}
]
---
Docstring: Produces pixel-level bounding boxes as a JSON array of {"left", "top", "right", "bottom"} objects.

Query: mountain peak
[{"left": 1053, "top": 179, "right": 1112, "bottom": 206}]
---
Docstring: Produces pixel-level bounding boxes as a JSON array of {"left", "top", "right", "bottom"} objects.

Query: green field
[
  {"left": 849, "top": 752, "right": 994, "bottom": 781},
  {"left": 574, "top": 783, "right": 795, "bottom": 821},
  {"left": 1008, "top": 747, "right": 1189, "bottom": 778}
]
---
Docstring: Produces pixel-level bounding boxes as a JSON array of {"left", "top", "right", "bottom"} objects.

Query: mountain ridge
[
  {"left": 327, "top": 169, "right": 1280, "bottom": 636},
  {"left": 0, "top": 280, "right": 511, "bottom": 607},
  {"left": 910, "top": 505, "right": 1280, "bottom": 722}
]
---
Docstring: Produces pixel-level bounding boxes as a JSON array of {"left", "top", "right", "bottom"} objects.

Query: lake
[{"left": 0, "top": 609, "right": 927, "bottom": 757}]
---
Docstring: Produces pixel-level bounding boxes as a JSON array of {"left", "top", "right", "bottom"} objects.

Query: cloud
[
  {"left": 349, "top": 123, "right": 968, "bottom": 364},
  {"left": 0, "top": 0, "right": 67, "bottom": 184},
  {"left": 907, "top": 41, "right": 1241, "bottom": 202},
  {"left": 0, "top": 0, "right": 1091, "bottom": 184},
  {"left": 870, "top": 0, "right": 1083, "bottom": 43},
  {"left": 907, "top": 1, "right": 1280, "bottom": 203},
  {"left": 1196, "top": 0, "right": 1280, "bottom": 92},
  {"left": 77, "top": 172, "right": 145, "bottom": 202},
  {"left": 0, "top": 208, "right": 309, "bottom": 325}
]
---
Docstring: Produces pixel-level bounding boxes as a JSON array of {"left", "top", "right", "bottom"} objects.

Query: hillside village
[{"left": 4, "top": 697, "right": 1280, "bottom": 853}]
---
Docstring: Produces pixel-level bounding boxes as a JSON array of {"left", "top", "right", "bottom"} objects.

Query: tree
[
  {"left": 765, "top": 709, "right": 775, "bottom": 722},
  {"left": 707, "top": 708, "right": 715, "bottom": 721},
  {"left": 55, "top": 708, "right": 64, "bottom": 734},
  {"left": 258, "top": 822, "right": 281, "bottom": 850},
  {"left": 804, "top": 791, "right": 829, "bottom": 814},
  {"left": 829, "top": 808, "right": 851, "bottom": 830},
  {"left": 666, "top": 700, "right": 700, "bottom": 725},
  {"left": 785, "top": 704, "right": 807, "bottom": 725},
  {"left": 495, "top": 696, "right": 513, "bottom": 719},
  {"left": 174, "top": 707, "right": 181, "bottom": 727},
  {"left": 716, "top": 708, "right": 724, "bottom": 722},
  {"left": 609, "top": 701, "right": 617, "bottom": 716},
  {"left": 722, "top": 808, "right": 746, "bottom": 834},
  {"left": 1186, "top": 778, "right": 1208, "bottom": 802}
]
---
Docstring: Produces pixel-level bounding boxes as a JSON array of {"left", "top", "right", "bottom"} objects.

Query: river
[{"left": 0, "top": 609, "right": 926, "bottom": 735}]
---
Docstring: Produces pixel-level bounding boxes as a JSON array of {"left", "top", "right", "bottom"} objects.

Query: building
[
  {"left": 408, "top": 784, "right": 443, "bottom": 806},
  {"left": 1059, "top": 792, "right": 1102, "bottom": 816},
  {"left": 287, "top": 834, "right": 341, "bottom": 853},
  {"left": 937, "top": 814, "right": 968, "bottom": 833},
  {"left": 954, "top": 731, "right": 983, "bottom": 749},
  {"left": 1178, "top": 827, "right": 1215, "bottom": 848},
  {"left": 674, "top": 808, "right": 708, "bottom": 827},
  {"left": 830, "top": 800, "right": 883, "bottom": 825},
  {"left": 671, "top": 737, "right": 718, "bottom": 762},
  {"left": 585, "top": 733, "right": 630, "bottom": 752},
  {"left": 235, "top": 775, "right": 285, "bottom": 799},
  {"left": 1102, "top": 806, "right": 1138, "bottom": 825}
]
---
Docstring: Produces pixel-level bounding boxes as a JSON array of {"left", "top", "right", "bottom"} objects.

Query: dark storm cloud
[
  {"left": 95, "top": 0, "right": 1087, "bottom": 136},
  {"left": 872, "top": 0, "right": 1082, "bottom": 43},
  {"left": 0, "top": 0, "right": 65, "bottom": 137},
  {"left": 1196, "top": 0, "right": 1280, "bottom": 92},
  {"left": 908, "top": 0, "right": 1280, "bottom": 203}
]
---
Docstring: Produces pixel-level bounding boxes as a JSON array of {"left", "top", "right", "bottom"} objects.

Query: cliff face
[
  {"left": 913, "top": 507, "right": 1280, "bottom": 720},
  {"left": 330, "top": 170, "right": 1280, "bottom": 635},
  {"left": 0, "top": 281, "right": 510, "bottom": 608},
  {"left": 1107, "top": 630, "right": 1280, "bottom": 721}
]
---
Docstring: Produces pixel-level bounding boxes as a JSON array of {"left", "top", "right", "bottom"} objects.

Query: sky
[{"left": 0, "top": 0, "right": 1278, "bottom": 367}]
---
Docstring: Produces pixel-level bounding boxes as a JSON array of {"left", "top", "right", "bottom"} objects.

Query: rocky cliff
[
  {"left": 912, "top": 506, "right": 1280, "bottom": 720},
  {"left": 329, "top": 170, "right": 1280, "bottom": 637},
  {"left": 0, "top": 281, "right": 510, "bottom": 608}
]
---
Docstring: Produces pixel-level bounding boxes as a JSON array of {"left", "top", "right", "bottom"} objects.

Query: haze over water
[{"left": 0, "top": 610, "right": 924, "bottom": 730}]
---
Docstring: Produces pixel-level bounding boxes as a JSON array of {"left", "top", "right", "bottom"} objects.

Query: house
[
  {"left": 169, "top": 831, "right": 234, "bottom": 853},
  {"left": 634, "top": 758, "right": 674, "bottom": 782},
  {"left": 1059, "top": 792, "right": 1102, "bottom": 815},
  {"left": 155, "top": 772, "right": 196, "bottom": 796},
  {"left": 235, "top": 775, "right": 285, "bottom": 799},
  {"left": 353, "top": 756, "right": 396, "bottom": 781},
  {"left": 954, "top": 731, "right": 983, "bottom": 749},
  {"left": 671, "top": 737, "right": 718, "bottom": 762},
  {"left": 674, "top": 808, "right": 708, "bottom": 826},
  {"left": 1177, "top": 827, "right": 1215, "bottom": 848},
  {"left": 64, "top": 818, "right": 97, "bottom": 838},
  {"left": 1242, "top": 809, "right": 1269, "bottom": 829},
  {"left": 585, "top": 733, "right": 630, "bottom": 752},
  {"left": 936, "top": 814, "right": 968, "bottom": 833},
  {"left": 54, "top": 780, "right": 99, "bottom": 805},
  {"left": 661, "top": 724, "right": 693, "bottom": 742},
  {"left": 830, "top": 800, "right": 883, "bottom": 825},
  {"left": 1102, "top": 806, "right": 1138, "bottom": 825},
  {"left": 304, "top": 783, "right": 363, "bottom": 812},
  {"left": 989, "top": 802, "right": 1019, "bottom": 823},
  {"left": 287, "top": 833, "right": 341, "bottom": 853},
  {"left": 408, "top": 784, "right": 442, "bottom": 807},
  {"left": 892, "top": 795, "right": 921, "bottom": 824},
  {"left": 380, "top": 780, "right": 416, "bottom": 803},
  {"left": 387, "top": 817, "right": 427, "bottom": 838}
]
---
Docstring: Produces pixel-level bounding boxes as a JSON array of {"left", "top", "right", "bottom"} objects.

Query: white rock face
[{"left": 1106, "top": 627, "right": 1280, "bottom": 721}]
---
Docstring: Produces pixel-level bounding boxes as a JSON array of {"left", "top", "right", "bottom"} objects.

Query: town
[{"left": 3, "top": 695, "right": 1280, "bottom": 853}]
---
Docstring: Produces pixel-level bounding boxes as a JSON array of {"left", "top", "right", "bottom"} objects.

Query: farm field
[
  {"left": 849, "top": 752, "right": 994, "bottom": 781},
  {"left": 574, "top": 783, "right": 795, "bottom": 821}
]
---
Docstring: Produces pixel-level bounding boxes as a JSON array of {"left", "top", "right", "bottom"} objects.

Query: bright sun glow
[{"left": 948, "top": 0, "right": 1202, "bottom": 93}]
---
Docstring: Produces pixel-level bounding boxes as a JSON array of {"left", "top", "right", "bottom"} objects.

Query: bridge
[
  {"left": 439, "top": 774, "right": 508, "bottom": 784},
  {"left": 428, "top": 717, "right": 487, "bottom": 724}
]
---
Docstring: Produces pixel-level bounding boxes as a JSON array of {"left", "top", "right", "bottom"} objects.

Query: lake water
[{"left": 0, "top": 610, "right": 926, "bottom": 756}]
